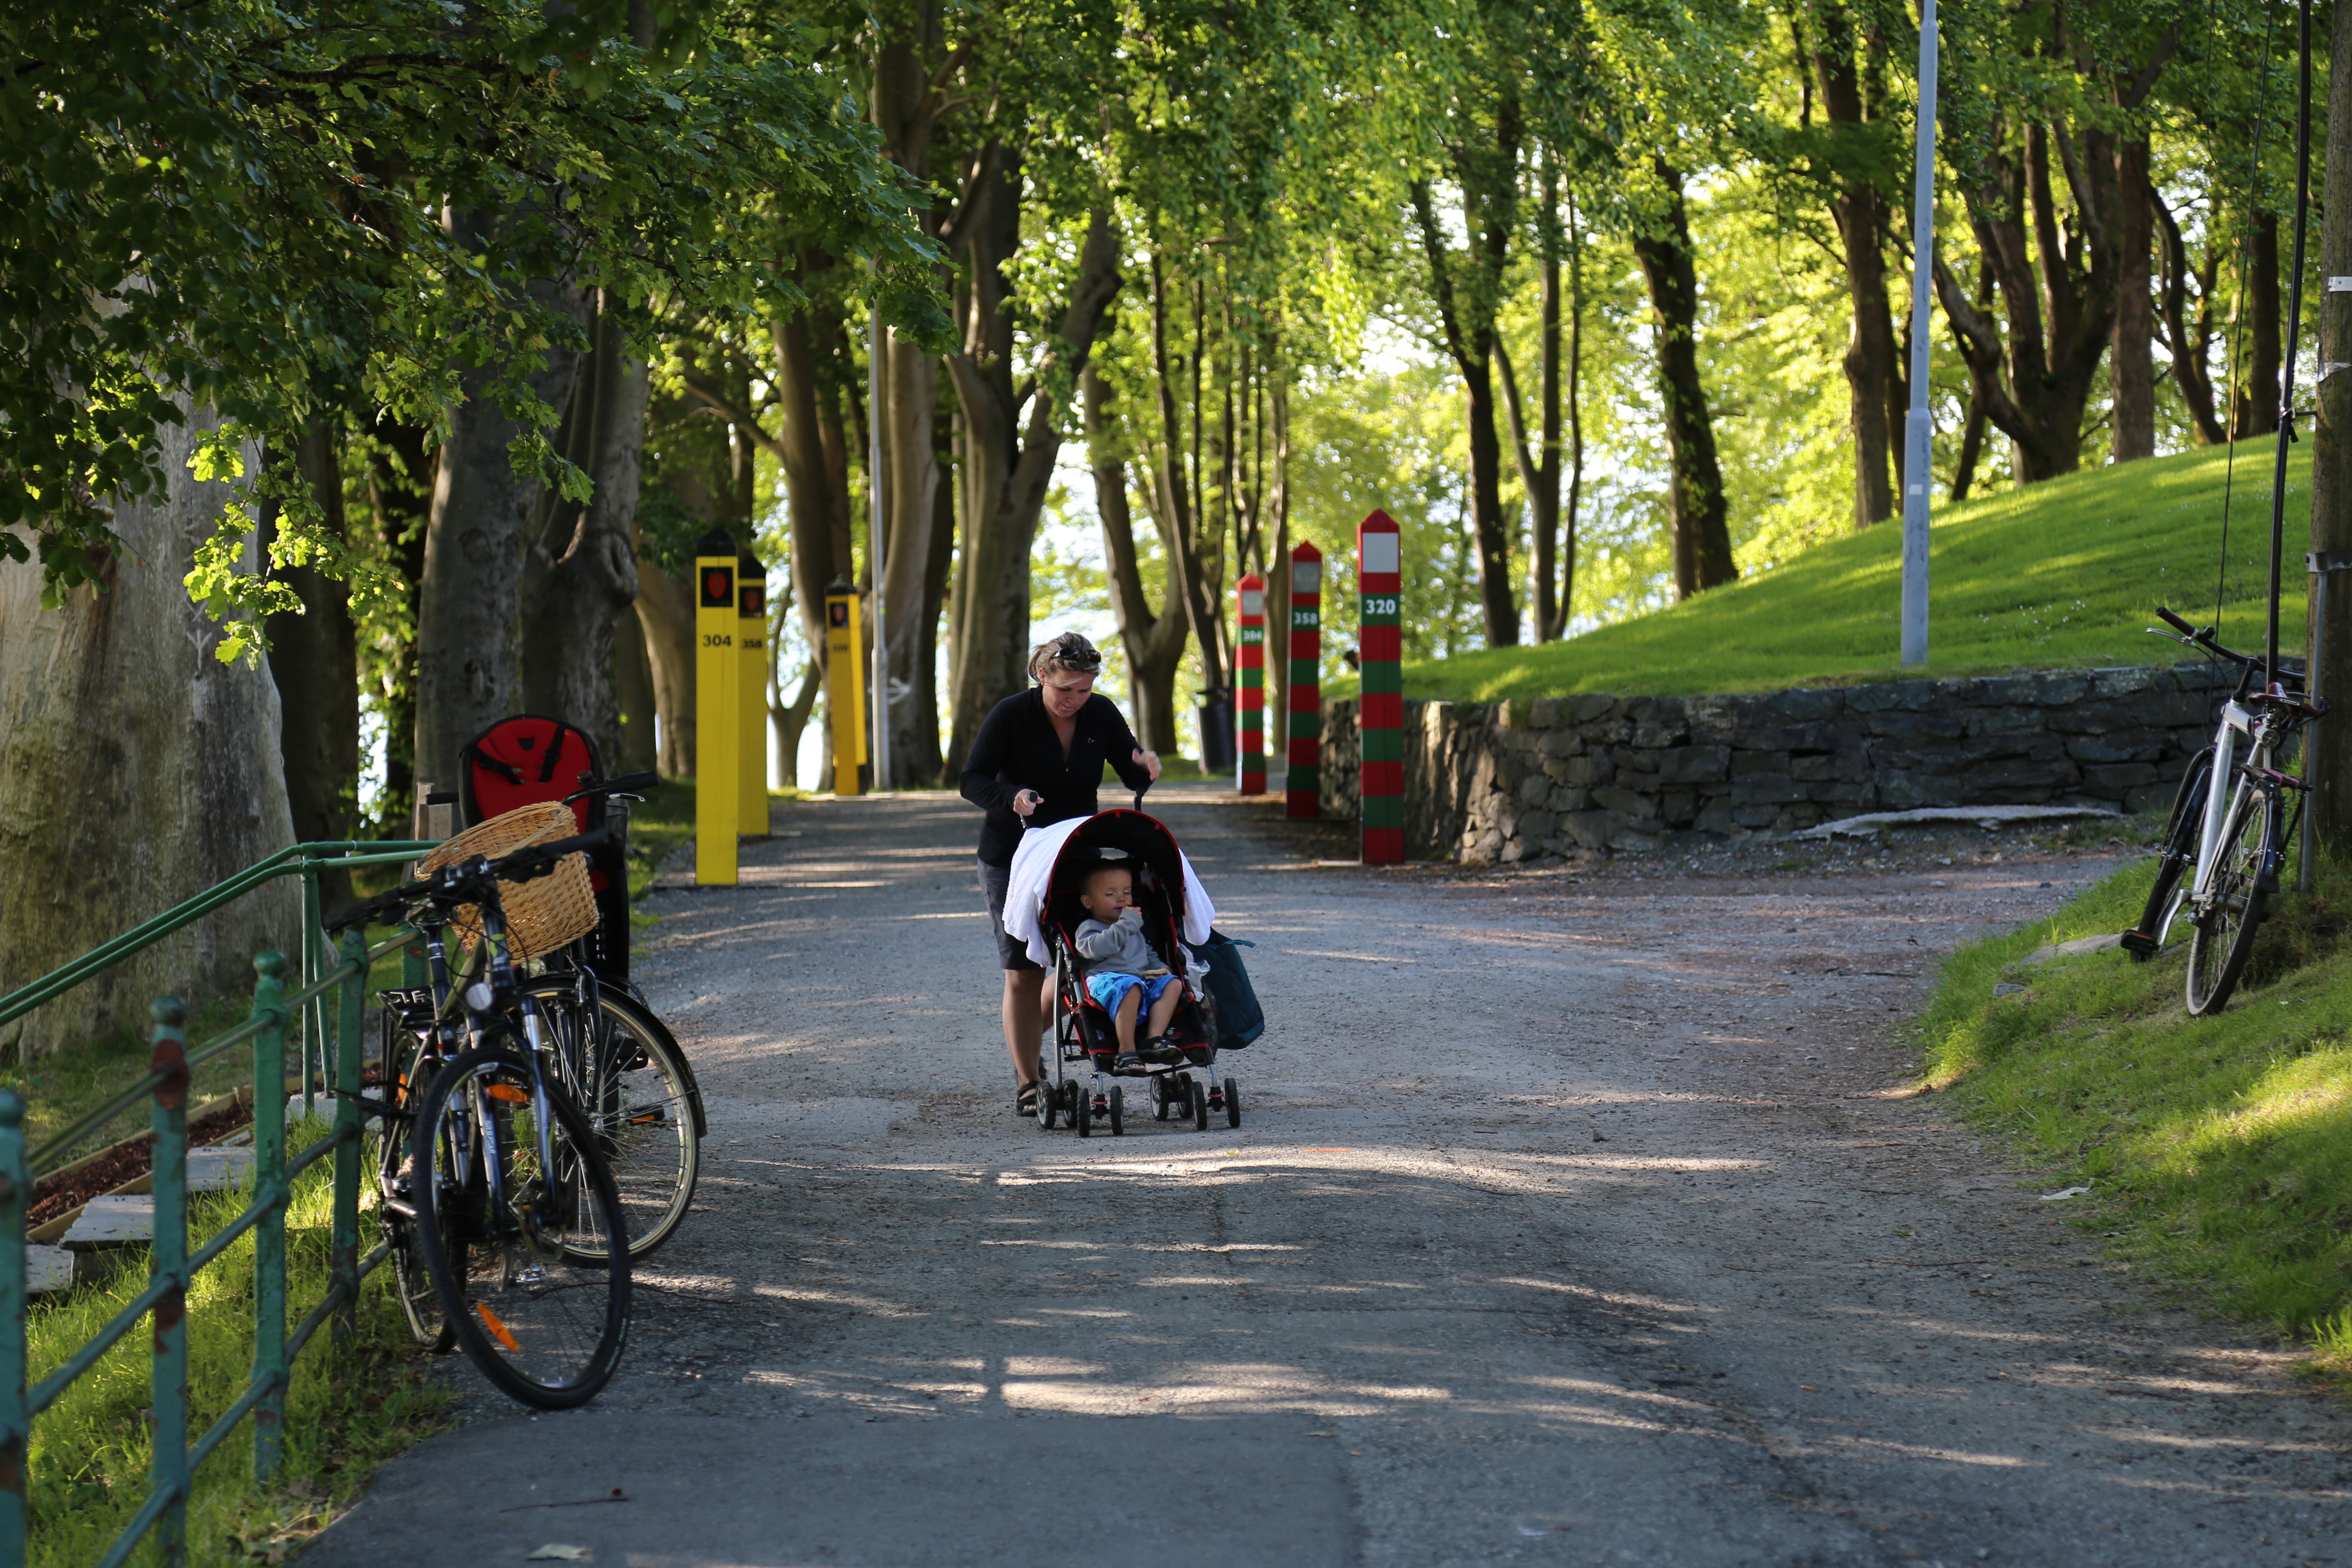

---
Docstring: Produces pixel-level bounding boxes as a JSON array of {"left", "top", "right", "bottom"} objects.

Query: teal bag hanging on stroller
[{"left": 1189, "top": 931, "right": 1263, "bottom": 1049}]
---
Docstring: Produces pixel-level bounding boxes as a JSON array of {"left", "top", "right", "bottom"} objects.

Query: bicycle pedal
[{"left": 2118, "top": 929, "right": 2159, "bottom": 956}]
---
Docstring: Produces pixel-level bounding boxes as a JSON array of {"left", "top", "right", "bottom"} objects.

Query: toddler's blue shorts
[{"left": 1086, "top": 971, "right": 1179, "bottom": 1014}]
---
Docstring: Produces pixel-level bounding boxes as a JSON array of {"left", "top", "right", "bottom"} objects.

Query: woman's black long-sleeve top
[{"left": 959, "top": 689, "right": 1152, "bottom": 866}]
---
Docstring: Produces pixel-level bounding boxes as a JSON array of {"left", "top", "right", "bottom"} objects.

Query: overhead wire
[{"left": 2214, "top": 0, "right": 2285, "bottom": 638}]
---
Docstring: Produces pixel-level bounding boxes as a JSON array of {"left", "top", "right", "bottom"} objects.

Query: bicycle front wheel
[
  {"left": 411, "top": 1046, "right": 631, "bottom": 1409},
  {"left": 2186, "top": 785, "right": 2281, "bottom": 1016},
  {"left": 525, "top": 980, "right": 701, "bottom": 1259}
]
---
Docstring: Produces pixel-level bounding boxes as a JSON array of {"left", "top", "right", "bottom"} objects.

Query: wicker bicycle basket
[{"left": 416, "top": 799, "right": 598, "bottom": 962}]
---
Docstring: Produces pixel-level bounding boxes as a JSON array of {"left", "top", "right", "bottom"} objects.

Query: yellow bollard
[
  {"left": 738, "top": 556, "right": 769, "bottom": 836},
  {"left": 694, "top": 533, "right": 739, "bottom": 885},
  {"left": 824, "top": 578, "right": 866, "bottom": 798}
]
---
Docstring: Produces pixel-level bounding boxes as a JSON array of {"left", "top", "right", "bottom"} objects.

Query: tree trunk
[
  {"left": 634, "top": 570, "right": 695, "bottom": 778},
  {"left": 869, "top": 12, "right": 952, "bottom": 787},
  {"left": 1632, "top": 165, "right": 1737, "bottom": 598},
  {"left": 1951, "top": 389, "right": 1990, "bottom": 502},
  {"left": 520, "top": 295, "right": 647, "bottom": 767},
  {"left": 1932, "top": 126, "right": 2099, "bottom": 482},
  {"left": 877, "top": 326, "right": 941, "bottom": 785},
  {"left": 1085, "top": 363, "right": 1186, "bottom": 754},
  {"left": 2236, "top": 207, "right": 2283, "bottom": 438},
  {"left": 770, "top": 274, "right": 856, "bottom": 669},
  {"left": 2110, "top": 137, "right": 2157, "bottom": 462},
  {"left": 0, "top": 407, "right": 299, "bottom": 1061},
  {"left": 941, "top": 185, "right": 1123, "bottom": 771},
  {"left": 1144, "top": 254, "right": 1228, "bottom": 708},
  {"left": 912, "top": 429, "right": 956, "bottom": 784},
  {"left": 2306, "top": 0, "right": 2352, "bottom": 856},
  {"left": 611, "top": 608, "right": 659, "bottom": 775},
  {"left": 1811, "top": 6, "right": 1900, "bottom": 527},
  {"left": 1266, "top": 342, "right": 1292, "bottom": 753},
  {"left": 365, "top": 422, "right": 432, "bottom": 833},
  {"left": 267, "top": 423, "right": 360, "bottom": 906},
  {"left": 415, "top": 250, "right": 587, "bottom": 786},
  {"left": 1409, "top": 175, "right": 1521, "bottom": 646},
  {"left": 772, "top": 659, "right": 821, "bottom": 792},
  {"left": 2155, "top": 187, "right": 2229, "bottom": 446}
]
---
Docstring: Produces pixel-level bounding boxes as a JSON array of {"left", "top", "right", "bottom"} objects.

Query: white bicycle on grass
[{"left": 2121, "top": 606, "right": 2325, "bottom": 1014}]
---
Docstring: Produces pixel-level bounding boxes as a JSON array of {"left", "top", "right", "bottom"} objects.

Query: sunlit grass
[
  {"left": 1387, "top": 444, "right": 2309, "bottom": 701},
  {"left": 29, "top": 1116, "right": 452, "bottom": 1565},
  {"left": 1917, "top": 854, "right": 2352, "bottom": 1357}
]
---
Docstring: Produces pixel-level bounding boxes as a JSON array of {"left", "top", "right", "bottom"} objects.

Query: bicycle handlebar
[
  {"left": 564, "top": 770, "right": 659, "bottom": 805},
  {"left": 324, "top": 828, "right": 610, "bottom": 934},
  {"left": 2148, "top": 604, "right": 2260, "bottom": 668}
]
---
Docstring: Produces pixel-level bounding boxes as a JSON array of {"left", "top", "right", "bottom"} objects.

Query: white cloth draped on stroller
[{"left": 1003, "top": 814, "right": 1216, "bottom": 968}]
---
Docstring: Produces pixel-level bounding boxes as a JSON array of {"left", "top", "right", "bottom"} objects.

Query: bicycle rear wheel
[
  {"left": 2186, "top": 785, "right": 2281, "bottom": 1016},
  {"left": 411, "top": 1045, "right": 631, "bottom": 1409},
  {"left": 2128, "top": 748, "right": 2211, "bottom": 959},
  {"left": 526, "top": 979, "right": 701, "bottom": 1259}
]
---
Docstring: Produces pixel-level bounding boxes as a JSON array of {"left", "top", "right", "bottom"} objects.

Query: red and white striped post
[
  {"left": 1359, "top": 510, "right": 1403, "bottom": 863},
  {"left": 1237, "top": 573, "right": 1266, "bottom": 794},
  {"left": 1285, "top": 543, "right": 1323, "bottom": 819}
]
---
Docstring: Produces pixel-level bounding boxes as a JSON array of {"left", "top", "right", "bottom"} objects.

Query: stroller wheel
[
  {"left": 1190, "top": 1075, "right": 1210, "bottom": 1132},
  {"left": 1152, "top": 1076, "right": 1172, "bottom": 1121},
  {"left": 1037, "top": 1082, "right": 1057, "bottom": 1130},
  {"left": 1223, "top": 1077, "right": 1242, "bottom": 1129},
  {"left": 1073, "top": 1086, "right": 1092, "bottom": 1139},
  {"left": 1108, "top": 1086, "right": 1124, "bottom": 1136}
]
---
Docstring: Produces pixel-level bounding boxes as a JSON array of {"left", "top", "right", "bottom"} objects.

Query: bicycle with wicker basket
[
  {"left": 328, "top": 830, "right": 632, "bottom": 1409},
  {"left": 407, "top": 788, "right": 704, "bottom": 1259}
]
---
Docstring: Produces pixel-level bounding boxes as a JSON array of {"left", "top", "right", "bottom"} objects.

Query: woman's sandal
[{"left": 1015, "top": 1081, "right": 1040, "bottom": 1117}]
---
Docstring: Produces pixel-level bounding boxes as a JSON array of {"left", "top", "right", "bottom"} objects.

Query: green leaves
[{"left": 4, "top": 0, "right": 937, "bottom": 628}]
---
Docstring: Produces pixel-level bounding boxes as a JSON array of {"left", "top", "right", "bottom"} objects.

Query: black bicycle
[{"left": 330, "top": 833, "right": 631, "bottom": 1409}]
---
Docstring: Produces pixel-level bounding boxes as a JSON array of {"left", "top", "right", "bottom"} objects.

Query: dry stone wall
[{"left": 1317, "top": 664, "right": 2236, "bottom": 863}]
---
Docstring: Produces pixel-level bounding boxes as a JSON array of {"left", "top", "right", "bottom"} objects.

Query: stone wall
[{"left": 1317, "top": 664, "right": 2237, "bottom": 863}]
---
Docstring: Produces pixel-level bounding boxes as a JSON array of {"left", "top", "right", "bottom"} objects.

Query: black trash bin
[{"left": 1196, "top": 687, "right": 1236, "bottom": 775}]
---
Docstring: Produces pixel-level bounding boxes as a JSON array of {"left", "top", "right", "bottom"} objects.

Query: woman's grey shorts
[{"left": 978, "top": 858, "right": 1043, "bottom": 972}]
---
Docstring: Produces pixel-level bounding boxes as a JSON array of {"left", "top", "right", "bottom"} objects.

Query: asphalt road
[{"left": 306, "top": 785, "right": 2352, "bottom": 1568}]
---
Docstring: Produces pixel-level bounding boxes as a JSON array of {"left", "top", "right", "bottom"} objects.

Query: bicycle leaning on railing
[
  {"left": 2121, "top": 606, "right": 2326, "bottom": 1015},
  {"left": 327, "top": 831, "right": 632, "bottom": 1409}
]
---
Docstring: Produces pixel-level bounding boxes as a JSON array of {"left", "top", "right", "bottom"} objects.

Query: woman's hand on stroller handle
[{"left": 1012, "top": 788, "right": 1043, "bottom": 818}]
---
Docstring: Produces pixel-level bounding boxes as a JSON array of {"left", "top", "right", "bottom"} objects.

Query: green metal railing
[
  {"left": 0, "top": 840, "right": 441, "bottom": 1566},
  {"left": 0, "top": 841, "right": 438, "bottom": 1126}
]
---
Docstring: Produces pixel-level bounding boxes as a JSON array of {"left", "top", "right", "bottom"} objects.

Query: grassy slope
[
  {"left": 1396, "top": 443, "right": 2310, "bottom": 703},
  {"left": 1918, "top": 862, "right": 2352, "bottom": 1360}
]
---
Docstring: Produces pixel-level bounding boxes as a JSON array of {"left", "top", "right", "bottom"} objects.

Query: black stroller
[{"left": 1034, "top": 809, "right": 1240, "bottom": 1136}]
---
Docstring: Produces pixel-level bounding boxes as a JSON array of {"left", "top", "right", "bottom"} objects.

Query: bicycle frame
[
  {"left": 2189, "top": 698, "right": 2260, "bottom": 907},
  {"left": 410, "top": 895, "right": 561, "bottom": 1248}
]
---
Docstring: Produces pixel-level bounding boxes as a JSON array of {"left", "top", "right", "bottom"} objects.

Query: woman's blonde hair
[{"left": 1028, "top": 631, "right": 1103, "bottom": 683}]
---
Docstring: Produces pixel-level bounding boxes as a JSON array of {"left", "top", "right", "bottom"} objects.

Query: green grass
[
  {"left": 1917, "top": 855, "right": 2352, "bottom": 1360},
  {"left": 1390, "top": 443, "right": 2310, "bottom": 703},
  {"left": 30, "top": 1116, "right": 453, "bottom": 1566}
]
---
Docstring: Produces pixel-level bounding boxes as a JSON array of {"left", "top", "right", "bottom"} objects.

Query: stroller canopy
[{"left": 1004, "top": 811, "right": 1216, "bottom": 969}]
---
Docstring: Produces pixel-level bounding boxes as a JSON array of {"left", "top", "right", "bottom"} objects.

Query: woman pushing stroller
[{"left": 960, "top": 631, "right": 1160, "bottom": 1116}]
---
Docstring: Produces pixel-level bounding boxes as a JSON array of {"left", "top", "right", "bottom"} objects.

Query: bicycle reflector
[
  {"left": 475, "top": 1301, "right": 522, "bottom": 1352},
  {"left": 485, "top": 1083, "right": 530, "bottom": 1105}
]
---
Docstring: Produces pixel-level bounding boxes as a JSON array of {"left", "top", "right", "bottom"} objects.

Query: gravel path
[{"left": 306, "top": 785, "right": 2352, "bottom": 1568}]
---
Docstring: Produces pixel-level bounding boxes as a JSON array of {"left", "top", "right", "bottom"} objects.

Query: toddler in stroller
[
  {"left": 1004, "top": 805, "right": 1242, "bottom": 1136},
  {"left": 1075, "top": 863, "right": 1192, "bottom": 1072}
]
